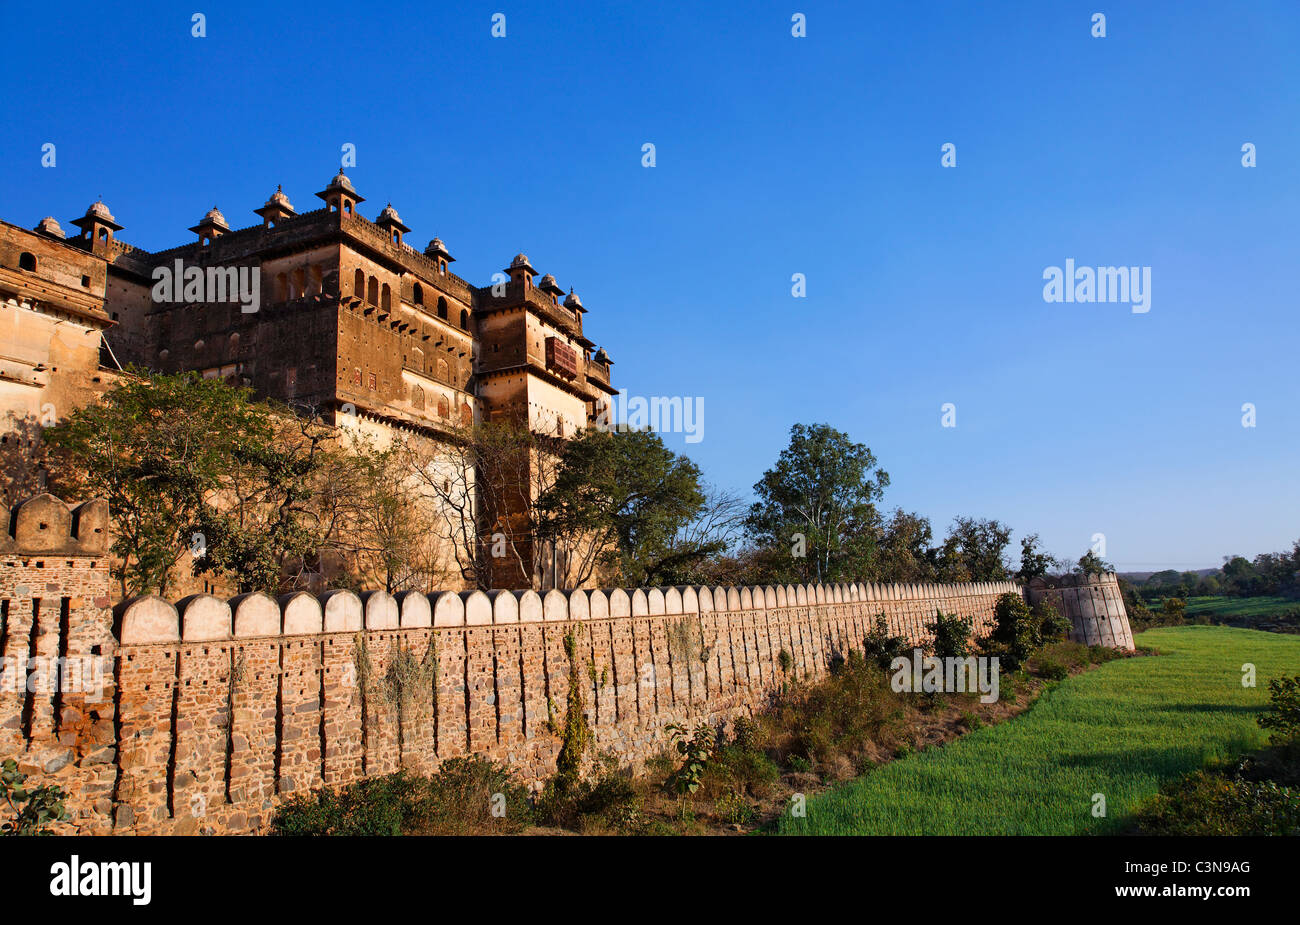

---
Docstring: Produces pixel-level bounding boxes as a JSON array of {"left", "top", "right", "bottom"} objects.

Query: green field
[
  {"left": 776, "top": 626, "right": 1300, "bottom": 835},
  {"left": 1179, "top": 595, "right": 1298, "bottom": 621}
]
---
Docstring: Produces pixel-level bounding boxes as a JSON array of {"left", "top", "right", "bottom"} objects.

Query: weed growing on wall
[
  {"left": 1, "top": 758, "right": 70, "bottom": 835},
  {"left": 554, "top": 628, "right": 592, "bottom": 790}
]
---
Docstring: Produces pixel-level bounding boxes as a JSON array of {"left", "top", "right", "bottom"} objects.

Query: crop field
[
  {"left": 1179, "top": 595, "right": 1298, "bottom": 621},
  {"left": 777, "top": 626, "right": 1300, "bottom": 835}
]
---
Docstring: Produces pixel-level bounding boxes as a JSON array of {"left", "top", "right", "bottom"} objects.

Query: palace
[{"left": 0, "top": 170, "right": 619, "bottom": 589}]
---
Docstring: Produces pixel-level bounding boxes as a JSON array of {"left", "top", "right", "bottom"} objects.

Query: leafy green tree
[
  {"left": 937, "top": 517, "right": 1012, "bottom": 582},
  {"left": 537, "top": 428, "right": 708, "bottom": 587},
  {"left": 45, "top": 370, "right": 344, "bottom": 596},
  {"left": 875, "top": 509, "right": 939, "bottom": 582},
  {"left": 1075, "top": 549, "right": 1114, "bottom": 576},
  {"left": 745, "top": 423, "right": 889, "bottom": 583},
  {"left": 1016, "top": 533, "right": 1060, "bottom": 582},
  {"left": 45, "top": 369, "right": 280, "bottom": 596}
]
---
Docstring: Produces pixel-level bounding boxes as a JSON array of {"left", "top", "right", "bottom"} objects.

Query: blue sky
[{"left": 6, "top": 1, "right": 1298, "bottom": 570}]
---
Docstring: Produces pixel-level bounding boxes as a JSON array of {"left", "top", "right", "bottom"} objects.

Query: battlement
[
  {"left": 0, "top": 494, "right": 108, "bottom": 556},
  {"left": 112, "top": 580, "right": 1026, "bottom": 646}
]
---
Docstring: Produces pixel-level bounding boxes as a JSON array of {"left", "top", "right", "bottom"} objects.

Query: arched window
[
  {"left": 437, "top": 297, "right": 448, "bottom": 320},
  {"left": 411, "top": 385, "right": 425, "bottom": 410},
  {"left": 381, "top": 283, "right": 391, "bottom": 312},
  {"left": 460, "top": 402, "right": 473, "bottom": 427},
  {"left": 311, "top": 265, "right": 323, "bottom": 295},
  {"left": 275, "top": 273, "right": 288, "bottom": 302},
  {"left": 460, "top": 309, "right": 469, "bottom": 329},
  {"left": 367, "top": 276, "right": 379, "bottom": 306},
  {"left": 291, "top": 268, "right": 305, "bottom": 299},
  {"left": 354, "top": 269, "right": 365, "bottom": 299},
  {"left": 437, "top": 358, "right": 448, "bottom": 381},
  {"left": 438, "top": 396, "right": 450, "bottom": 418},
  {"left": 413, "top": 283, "right": 423, "bottom": 306},
  {"left": 18, "top": 252, "right": 36, "bottom": 271}
]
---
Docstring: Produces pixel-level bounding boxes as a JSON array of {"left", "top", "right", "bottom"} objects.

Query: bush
[
  {"left": 926, "top": 608, "right": 973, "bottom": 660},
  {"left": 863, "top": 613, "right": 910, "bottom": 669},
  {"left": 535, "top": 756, "right": 642, "bottom": 832},
  {"left": 272, "top": 773, "right": 411, "bottom": 836},
  {"left": 272, "top": 757, "right": 533, "bottom": 836},
  {"left": 1034, "top": 657, "right": 1069, "bottom": 681},
  {"left": 768, "top": 649, "right": 904, "bottom": 769},
  {"left": 1137, "top": 770, "right": 1300, "bottom": 836},
  {"left": 1258, "top": 675, "right": 1300, "bottom": 746},
  {"left": 983, "top": 593, "right": 1038, "bottom": 670},
  {"left": 983, "top": 594, "right": 1072, "bottom": 671}
]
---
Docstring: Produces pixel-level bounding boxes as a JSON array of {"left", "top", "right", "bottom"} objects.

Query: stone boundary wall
[{"left": 1, "top": 496, "right": 1132, "bottom": 835}]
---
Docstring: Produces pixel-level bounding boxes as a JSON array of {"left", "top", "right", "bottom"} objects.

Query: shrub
[
  {"left": 272, "top": 758, "right": 533, "bottom": 836},
  {"left": 701, "top": 742, "right": 781, "bottom": 799},
  {"left": 927, "top": 608, "right": 973, "bottom": 660},
  {"left": 983, "top": 593, "right": 1038, "bottom": 670},
  {"left": 1137, "top": 770, "right": 1300, "bottom": 836},
  {"left": 535, "top": 755, "right": 641, "bottom": 832},
  {"left": 666, "top": 722, "right": 716, "bottom": 797},
  {"left": 1, "top": 759, "right": 71, "bottom": 836},
  {"left": 273, "top": 773, "right": 412, "bottom": 836},
  {"left": 768, "top": 649, "right": 904, "bottom": 769},
  {"left": 1258, "top": 675, "right": 1300, "bottom": 746},
  {"left": 863, "top": 613, "right": 910, "bottom": 670},
  {"left": 1037, "top": 600, "right": 1071, "bottom": 644},
  {"left": 1034, "top": 657, "right": 1069, "bottom": 681}
]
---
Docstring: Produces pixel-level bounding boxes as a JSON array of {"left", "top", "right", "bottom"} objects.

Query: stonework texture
[{"left": 0, "top": 496, "right": 1133, "bottom": 835}]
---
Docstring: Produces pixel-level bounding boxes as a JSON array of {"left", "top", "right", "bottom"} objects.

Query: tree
[
  {"left": 44, "top": 369, "right": 290, "bottom": 596},
  {"left": 937, "top": 516, "right": 1012, "bottom": 582},
  {"left": 745, "top": 423, "right": 889, "bottom": 583},
  {"left": 538, "top": 428, "right": 708, "bottom": 587},
  {"left": 875, "top": 509, "right": 939, "bottom": 582},
  {"left": 1016, "top": 533, "right": 1061, "bottom": 582},
  {"left": 648, "top": 484, "right": 749, "bottom": 586},
  {"left": 190, "top": 407, "right": 342, "bottom": 593},
  {"left": 1075, "top": 549, "right": 1114, "bottom": 576}
]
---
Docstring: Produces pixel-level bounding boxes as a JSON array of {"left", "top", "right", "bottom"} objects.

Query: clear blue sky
[{"left": 6, "top": 1, "right": 1297, "bottom": 571}]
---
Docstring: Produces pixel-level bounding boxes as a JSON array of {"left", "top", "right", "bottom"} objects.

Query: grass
[
  {"left": 1180, "top": 595, "right": 1298, "bottom": 621},
  {"left": 776, "top": 626, "right": 1300, "bottom": 835}
]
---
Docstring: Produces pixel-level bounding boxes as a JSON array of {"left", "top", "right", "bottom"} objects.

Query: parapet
[
  {"left": 109, "top": 579, "right": 1026, "bottom": 646},
  {"left": 0, "top": 494, "right": 109, "bottom": 556}
]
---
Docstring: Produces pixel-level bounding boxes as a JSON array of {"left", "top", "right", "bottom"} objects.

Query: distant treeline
[{"left": 1127, "top": 542, "right": 1300, "bottom": 601}]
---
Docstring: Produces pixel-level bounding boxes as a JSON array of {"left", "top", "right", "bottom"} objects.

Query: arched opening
[
  {"left": 437, "top": 296, "right": 448, "bottom": 320},
  {"left": 367, "top": 276, "right": 379, "bottom": 306},
  {"left": 413, "top": 283, "right": 423, "bottom": 306},
  {"left": 381, "top": 283, "right": 391, "bottom": 312},
  {"left": 353, "top": 269, "right": 365, "bottom": 299},
  {"left": 275, "top": 273, "right": 288, "bottom": 302},
  {"left": 291, "top": 268, "right": 305, "bottom": 299},
  {"left": 437, "top": 358, "right": 448, "bottom": 381},
  {"left": 411, "top": 385, "right": 425, "bottom": 410},
  {"left": 460, "top": 309, "right": 469, "bottom": 329},
  {"left": 18, "top": 252, "right": 36, "bottom": 271},
  {"left": 310, "top": 265, "right": 323, "bottom": 295}
]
